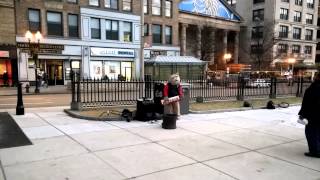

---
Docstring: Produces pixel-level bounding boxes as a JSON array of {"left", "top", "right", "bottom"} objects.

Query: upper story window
[
  {"left": 68, "top": 14, "right": 78, "bottom": 38},
  {"left": 144, "top": 24, "right": 149, "bottom": 36},
  {"left": 292, "top": 45, "right": 301, "bottom": 53},
  {"left": 253, "top": 9, "right": 264, "bottom": 21},
  {"left": 281, "top": 0, "right": 289, "bottom": 3},
  {"left": 280, "top": 8, "right": 289, "bottom": 20},
  {"left": 293, "top": 11, "right": 301, "bottom": 22},
  {"left": 106, "top": 20, "right": 118, "bottom": 40},
  {"left": 144, "top": 0, "right": 148, "bottom": 14},
  {"left": 279, "top": 25, "right": 289, "bottom": 38},
  {"left": 305, "top": 29, "right": 313, "bottom": 40},
  {"left": 123, "top": 0, "right": 132, "bottom": 11},
  {"left": 293, "top": 27, "right": 301, "bottom": 39},
  {"left": 252, "top": 26, "right": 263, "bottom": 38},
  {"left": 227, "top": 0, "right": 237, "bottom": 5},
  {"left": 152, "top": 24, "right": 162, "bottom": 44},
  {"left": 295, "top": 0, "right": 302, "bottom": 5},
  {"left": 278, "top": 44, "right": 288, "bottom": 53},
  {"left": 91, "top": 18, "right": 100, "bottom": 39},
  {"left": 304, "top": 46, "right": 312, "bottom": 54},
  {"left": 89, "top": 0, "right": 99, "bottom": 6},
  {"left": 306, "top": 14, "right": 313, "bottom": 24},
  {"left": 165, "top": 0, "right": 172, "bottom": 17},
  {"left": 253, "top": 0, "right": 264, "bottom": 4},
  {"left": 67, "top": 0, "right": 77, "bottom": 3},
  {"left": 152, "top": 0, "right": 162, "bottom": 16},
  {"left": 165, "top": 26, "right": 172, "bottom": 44},
  {"left": 123, "top": 22, "right": 132, "bottom": 42},
  {"left": 306, "top": 0, "right": 314, "bottom": 8},
  {"left": 105, "top": 0, "right": 118, "bottom": 9},
  {"left": 28, "top": 9, "right": 41, "bottom": 33},
  {"left": 47, "top": 11, "right": 63, "bottom": 36}
]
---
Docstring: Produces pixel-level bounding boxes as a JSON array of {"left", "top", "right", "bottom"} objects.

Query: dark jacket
[
  {"left": 299, "top": 80, "right": 320, "bottom": 126},
  {"left": 163, "top": 83, "right": 183, "bottom": 98}
]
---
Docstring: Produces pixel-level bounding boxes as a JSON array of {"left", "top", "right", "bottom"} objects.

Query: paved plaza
[{"left": 0, "top": 106, "right": 319, "bottom": 180}]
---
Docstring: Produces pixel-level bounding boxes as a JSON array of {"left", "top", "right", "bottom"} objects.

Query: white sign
[
  {"left": 91, "top": 47, "right": 135, "bottom": 58},
  {"left": 0, "top": 51, "right": 9, "bottom": 58}
]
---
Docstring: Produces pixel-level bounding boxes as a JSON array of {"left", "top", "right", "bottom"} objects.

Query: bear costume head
[{"left": 169, "top": 74, "right": 181, "bottom": 86}]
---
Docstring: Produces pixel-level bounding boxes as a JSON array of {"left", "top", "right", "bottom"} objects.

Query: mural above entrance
[{"left": 179, "top": 0, "right": 241, "bottom": 21}]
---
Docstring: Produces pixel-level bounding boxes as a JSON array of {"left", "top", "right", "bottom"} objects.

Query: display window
[
  {"left": 90, "top": 61, "right": 103, "bottom": 79},
  {"left": 90, "top": 61, "right": 132, "bottom": 80},
  {"left": 0, "top": 60, "right": 12, "bottom": 86}
]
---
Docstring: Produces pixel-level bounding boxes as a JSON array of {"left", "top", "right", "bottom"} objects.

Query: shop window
[
  {"left": 47, "top": 11, "right": 63, "bottom": 36},
  {"left": 121, "top": 62, "right": 132, "bottom": 80},
  {"left": 28, "top": 9, "right": 41, "bottom": 33},
  {"left": 105, "top": 61, "right": 121, "bottom": 79},
  {"left": 106, "top": 20, "right": 119, "bottom": 40},
  {"left": 123, "top": 22, "right": 132, "bottom": 42},
  {"left": 90, "top": 61, "right": 103, "bottom": 79},
  {"left": 152, "top": 24, "right": 162, "bottom": 44},
  {"left": 91, "top": 18, "right": 101, "bottom": 39},
  {"left": 68, "top": 14, "right": 79, "bottom": 38}
]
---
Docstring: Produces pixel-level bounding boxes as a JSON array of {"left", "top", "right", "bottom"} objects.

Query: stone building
[
  {"left": 0, "top": 0, "right": 17, "bottom": 86},
  {"left": 15, "top": 0, "right": 141, "bottom": 85},
  {"left": 233, "top": 0, "right": 319, "bottom": 73}
]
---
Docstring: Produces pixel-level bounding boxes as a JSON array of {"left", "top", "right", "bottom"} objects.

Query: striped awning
[{"left": 145, "top": 56, "right": 206, "bottom": 65}]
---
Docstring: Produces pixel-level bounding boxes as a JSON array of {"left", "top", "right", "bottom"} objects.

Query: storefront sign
[
  {"left": 21, "top": 49, "right": 63, "bottom": 55},
  {"left": 0, "top": 51, "right": 9, "bottom": 58},
  {"left": 151, "top": 50, "right": 166, "bottom": 58},
  {"left": 17, "top": 43, "right": 64, "bottom": 50},
  {"left": 91, "top": 48, "right": 135, "bottom": 58}
]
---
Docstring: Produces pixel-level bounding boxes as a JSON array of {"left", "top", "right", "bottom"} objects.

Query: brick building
[{"left": 0, "top": 0, "right": 17, "bottom": 86}]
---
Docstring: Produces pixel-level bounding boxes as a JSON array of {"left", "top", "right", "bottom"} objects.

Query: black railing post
[
  {"left": 269, "top": 77, "right": 276, "bottom": 99},
  {"left": 71, "top": 71, "right": 75, "bottom": 103},
  {"left": 16, "top": 83, "right": 25, "bottom": 115},
  {"left": 71, "top": 72, "right": 82, "bottom": 110},
  {"left": 237, "top": 77, "right": 244, "bottom": 101},
  {"left": 296, "top": 76, "right": 304, "bottom": 97}
]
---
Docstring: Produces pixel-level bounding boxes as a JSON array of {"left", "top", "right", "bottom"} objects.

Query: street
[{"left": 0, "top": 94, "right": 71, "bottom": 109}]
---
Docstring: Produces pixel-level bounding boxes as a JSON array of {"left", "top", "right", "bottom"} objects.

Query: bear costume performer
[{"left": 163, "top": 74, "right": 183, "bottom": 116}]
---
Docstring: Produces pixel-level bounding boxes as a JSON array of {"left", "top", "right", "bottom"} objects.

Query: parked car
[{"left": 246, "top": 79, "right": 271, "bottom": 88}]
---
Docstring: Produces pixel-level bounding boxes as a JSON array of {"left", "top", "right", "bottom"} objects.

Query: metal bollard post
[{"left": 16, "top": 83, "right": 25, "bottom": 115}]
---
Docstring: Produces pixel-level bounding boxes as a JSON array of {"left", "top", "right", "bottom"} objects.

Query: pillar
[
  {"left": 223, "top": 30, "right": 228, "bottom": 55},
  {"left": 180, "top": 23, "right": 187, "bottom": 56},
  {"left": 234, "top": 31, "right": 239, "bottom": 64},
  {"left": 208, "top": 27, "right": 216, "bottom": 64},
  {"left": 196, "top": 26, "right": 202, "bottom": 58}
]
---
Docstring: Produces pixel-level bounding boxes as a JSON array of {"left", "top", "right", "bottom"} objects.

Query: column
[
  {"left": 196, "top": 26, "right": 202, "bottom": 58},
  {"left": 223, "top": 30, "right": 228, "bottom": 55},
  {"left": 180, "top": 23, "right": 187, "bottom": 56},
  {"left": 234, "top": 31, "right": 239, "bottom": 64},
  {"left": 208, "top": 27, "right": 215, "bottom": 64}
]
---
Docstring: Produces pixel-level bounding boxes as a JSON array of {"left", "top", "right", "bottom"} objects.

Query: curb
[{"left": 189, "top": 103, "right": 301, "bottom": 114}]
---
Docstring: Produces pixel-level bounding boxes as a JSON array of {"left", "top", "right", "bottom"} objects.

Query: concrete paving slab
[
  {"left": 44, "top": 116, "right": 90, "bottom": 125},
  {"left": 36, "top": 111, "right": 67, "bottom": 118},
  {"left": 181, "top": 113, "right": 230, "bottom": 122},
  {"left": 159, "top": 135, "right": 248, "bottom": 161},
  {"left": 22, "top": 126, "right": 64, "bottom": 139},
  {"left": 255, "top": 124, "right": 305, "bottom": 140},
  {"left": 134, "top": 163, "right": 236, "bottom": 180},
  {"left": 205, "top": 152, "right": 320, "bottom": 180},
  {"left": 215, "top": 117, "right": 274, "bottom": 128},
  {"left": 108, "top": 120, "right": 162, "bottom": 129},
  {"left": 258, "top": 142, "right": 320, "bottom": 171},
  {"left": 13, "top": 116, "right": 49, "bottom": 128},
  {"left": 211, "top": 129, "right": 291, "bottom": 150},
  {"left": 0, "top": 136, "right": 88, "bottom": 166},
  {"left": 71, "top": 129, "right": 150, "bottom": 151},
  {"left": 128, "top": 126, "right": 198, "bottom": 141},
  {"left": 179, "top": 121, "right": 238, "bottom": 135},
  {"left": 54, "top": 122, "right": 119, "bottom": 135},
  {"left": 4, "top": 153, "right": 124, "bottom": 180},
  {"left": 95, "top": 143, "right": 195, "bottom": 178},
  {"left": 0, "top": 167, "right": 4, "bottom": 180}
]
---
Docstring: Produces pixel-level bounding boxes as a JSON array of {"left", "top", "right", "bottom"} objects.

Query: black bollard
[{"left": 16, "top": 83, "right": 25, "bottom": 115}]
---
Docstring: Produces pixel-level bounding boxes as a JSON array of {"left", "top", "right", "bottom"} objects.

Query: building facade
[
  {"left": 234, "top": 0, "right": 318, "bottom": 73},
  {"left": 0, "top": 0, "right": 17, "bottom": 86},
  {"left": 15, "top": 0, "right": 141, "bottom": 85}
]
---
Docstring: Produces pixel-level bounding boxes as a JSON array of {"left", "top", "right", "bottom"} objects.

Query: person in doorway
[
  {"left": 299, "top": 72, "right": 320, "bottom": 158},
  {"left": 3, "top": 71, "right": 8, "bottom": 86},
  {"left": 163, "top": 74, "right": 183, "bottom": 116}
]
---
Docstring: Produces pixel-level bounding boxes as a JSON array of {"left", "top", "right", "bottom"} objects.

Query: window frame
[
  {"left": 293, "top": 11, "right": 302, "bottom": 22},
  {"left": 252, "top": 9, "right": 264, "bottom": 21},
  {"left": 165, "top": 0, "right": 172, "bottom": 17},
  {"left": 46, "top": 11, "right": 63, "bottom": 37},
  {"left": 90, "top": 18, "right": 101, "bottom": 39},
  {"left": 89, "top": 0, "right": 99, "bottom": 6},
  {"left": 28, "top": 8, "right": 41, "bottom": 33},
  {"left": 105, "top": 19, "right": 119, "bottom": 40},
  {"left": 105, "top": 0, "right": 118, "bottom": 10},
  {"left": 165, "top": 25, "right": 172, "bottom": 44},
  {"left": 122, "top": 0, "right": 132, "bottom": 11},
  {"left": 152, "top": 0, "right": 162, "bottom": 16},
  {"left": 305, "top": 29, "right": 313, "bottom": 41},
  {"left": 279, "top": 25, "right": 289, "bottom": 38},
  {"left": 123, "top": 21, "right": 132, "bottom": 42},
  {"left": 152, "top": 24, "right": 162, "bottom": 44},
  {"left": 292, "top": 45, "right": 301, "bottom": 54},
  {"left": 292, "top": 27, "right": 302, "bottom": 39},
  {"left": 280, "top": 8, "right": 289, "bottom": 20},
  {"left": 68, "top": 13, "right": 79, "bottom": 38}
]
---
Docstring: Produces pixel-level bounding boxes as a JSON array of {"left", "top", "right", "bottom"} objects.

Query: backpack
[{"left": 267, "top": 101, "right": 276, "bottom": 109}]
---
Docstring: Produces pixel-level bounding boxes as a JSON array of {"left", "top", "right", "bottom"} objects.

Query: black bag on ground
[
  {"left": 162, "top": 114, "right": 177, "bottom": 129},
  {"left": 121, "top": 109, "right": 133, "bottom": 122},
  {"left": 267, "top": 100, "right": 276, "bottom": 109}
]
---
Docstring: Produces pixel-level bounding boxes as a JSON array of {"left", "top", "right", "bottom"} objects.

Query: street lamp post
[{"left": 25, "top": 30, "right": 42, "bottom": 93}]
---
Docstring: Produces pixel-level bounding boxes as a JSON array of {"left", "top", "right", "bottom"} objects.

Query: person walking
[
  {"left": 299, "top": 73, "right": 320, "bottom": 158},
  {"left": 3, "top": 71, "right": 9, "bottom": 86}
]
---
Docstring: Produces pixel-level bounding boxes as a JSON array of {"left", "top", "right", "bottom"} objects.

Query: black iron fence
[{"left": 71, "top": 72, "right": 311, "bottom": 109}]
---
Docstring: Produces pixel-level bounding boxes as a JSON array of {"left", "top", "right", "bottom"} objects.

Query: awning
[{"left": 145, "top": 56, "right": 207, "bottom": 65}]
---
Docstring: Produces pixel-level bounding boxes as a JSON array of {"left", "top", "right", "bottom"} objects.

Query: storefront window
[
  {"left": 90, "top": 61, "right": 103, "bottom": 79},
  {"left": 0, "top": 60, "right": 12, "bottom": 86},
  {"left": 104, "top": 61, "right": 120, "bottom": 80},
  {"left": 121, "top": 62, "right": 132, "bottom": 80}
]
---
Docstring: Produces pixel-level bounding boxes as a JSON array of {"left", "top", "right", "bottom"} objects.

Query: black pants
[{"left": 305, "top": 124, "right": 320, "bottom": 154}]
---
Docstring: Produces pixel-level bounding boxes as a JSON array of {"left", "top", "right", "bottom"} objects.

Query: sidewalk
[
  {"left": 0, "top": 85, "right": 70, "bottom": 96},
  {"left": 0, "top": 106, "right": 319, "bottom": 180}
]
